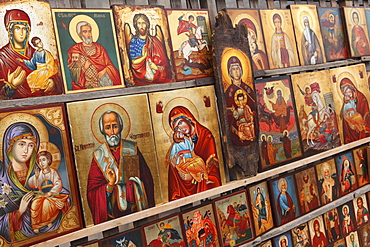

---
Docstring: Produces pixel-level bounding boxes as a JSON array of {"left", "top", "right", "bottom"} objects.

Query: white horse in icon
[{"left": 178, "top": 25, "right": 209, "bottom": 62}]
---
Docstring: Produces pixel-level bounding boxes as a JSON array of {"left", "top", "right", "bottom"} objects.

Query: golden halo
[
  {"left": 278, "top": 177, "right": 288, "bottom": 192},
  {"left": 269, "top": 11, "right": 286, "bottom": 32},
  {"left": 234, "top": 14, "right": 262, "bottom": 39},
  {"left": 283, "top": 130, "right": 289, "bottom": 137},
  {"left": 90, "top": 103, "right": 131, "bottom": 144},
  {"left": 336, "top": 71, "right": 357, "bottom": 99},
  {"left": 342, "top": 204, "right": 349, "bottom": 215},
  {"left": 221, "top": 47, "right": 252, "bottom": 91},
  {"left": 234, "top": 89, "right": 248, "bottom": 106},
  {"left": 267, "top": 135, "right": 273, "bottom": 142},
  {"left": 264, "top": 82, "right": 290, "bottom": 112},
  {"left": 299, "top": 11, "right": 313, "bottom": 30},
  {"left": 162, "top": 97, "right": 199, "bottom": 138},
  {"left": 69, "top": 14, "right": 100, "bottom": 43},
  {"left": 260, "top": 134, "right": 267, "bottom": 141},
  {"left": 37, "top": 141, "right": 61, "bottom": 170},
  {"left": 0, "top": 113, "right": 49, "bottom": 161}
]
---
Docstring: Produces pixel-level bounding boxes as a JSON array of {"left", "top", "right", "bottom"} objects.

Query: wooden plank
[
  {"left": 0, "top": 79, "right": 206, "bottom": 110},
  {"left": 134, "top": 0, "right": 150, "bottom": 4},
  {"left": 204, "top": 0, "right": 218, "bottom": 27},
  {"left": 241, "top": 0, "right": 251, "bottom": 8},
  {"left": 280, "top": 0, "right": 288, "bottom": 8},
  {"left": 110, "top": 0, "right": 126, "bottom": 5},
  {"left": 156, "top": 0, "right": 171, "bottom": 8},
  {"left": 69, "top": 0, "right": 83, "bottom": 8},
  {"left": 318, "top": 0, "right": 327, "bottom": 7},
  {"left": 266, "top": 0, "right": 275, "bottom": 9},
  {"left": 216, "top": 0, "right": 227, "bottom": 11},
  {"left": 225, "top": 0, "right": 238, "bottom": 7},
  {"left": 85, "top": 0, "right": 111, "bottom": 8},
  {"left": 31, "top": 137, "right": 370, "bottom": 247},
  {"left": 189, "top": 0, "right": 201, "bottom": 8},
  {"left": 254, "top": 59, "right": 362, "bottom": 77}
]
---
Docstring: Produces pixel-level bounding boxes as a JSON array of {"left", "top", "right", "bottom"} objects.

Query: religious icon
[
  {"left": 318, "top": 7, "right": 349, "bottom": 61},
  {"left": 316, "top": 159, "right": 339, "bottom": 205},
  {"left": 143, "top": 214, "right": 186, "bottom": 246},
  {"left": 0, "top": 0, "right": 64, "bottom": 100},
  {"left": 335, "top": 151, "right": 358, "bottom": 196},
  {"left": 332, "top": 238, "right": 346, "bottom": 247},
  {"left": 214, "top": 190, "right": 254, "bottom": 245},
  {"left": 273, "top": 231, "right": 294, "bottom": 247},
  {"left": 99, "top": 228, "right": 143, "bottom": 246},
  {"left": 67, "top": 94, "right": 160, "bottom": 226},
  {"left": 213, "top": 11, "right": 259, "bottom": 179},
  {"left": 258, "top": 240, "right": 272, "bottom": 247},
  {"left": 248, "top": 181, "right": 274, "bottom": 236},
  {"left": 343, "top": 7, "right": 370, "bottom": 57},
  {"left": 324, "top": 208, "right": 342, "bottom": 243},
  {"left": 358, "top": 222, "right": 370, "bottom": 246},
  {"left": 294, "top": 167, "right": 320, "bottom": 215},
  {"left": 260, "top": 9, "right": 300, "bottom": 69},
  {"left": 256, "top": 76, "right": 302, "bottom": 171},
  {"left": 353, "top": 145, "right": 370, "bottom": 187},
  {"left": 345, "top": 231, "right": 361, "bottom": 247},
  {"left": 291, "top": 223, "right": 312, "bottom": 247},
  {"left": 353, "top": 194, "right": 370, "bottom": 228},
  {"left": 290, "top": 5, "right": 326, "bottom": 65},
  {"left": 113, "top": 5, "right": 174, "bottom": 86},
  {"left": 338, "top": 202, "right": 356, "bottom": 236},
  {"left": 0, "top": 104, "right": 83, "bottom": 245},
  {"left": 225, "top": 8, "right": 269, "bottom": 70},
  {"left": 148, "top": 86, "right": 224, "bottom": 203},
  {"left": 166, "top": 9, "right": 213, "bottom": 81},
  {"left": 291, "top": 70, "right": 341, "bottom": 155},
  {"left": 330, "top": 63, "right": 370, "bottom": 144},
  {"left": 269, "top": 174, "right": 300, "bottom": 226},
  {"left": 52, "top": 9, "right": 125, "bottom": 93},
  {"left": 308, "top": 215, "right": 329, "bottom": 247},
  {"left": 180, "top": 203, "right": 219, "bottom": 247}
]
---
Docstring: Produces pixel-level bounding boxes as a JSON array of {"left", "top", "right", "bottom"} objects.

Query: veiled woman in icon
[
  {"left": 0, "top": 122, "right": 70, "bottom": 242},
  {"left": 166, "top": 106, "right": 221, "bottom": 201}
]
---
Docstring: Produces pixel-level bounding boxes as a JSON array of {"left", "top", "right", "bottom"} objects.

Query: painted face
[
  {"left": 12, "top": 24, "right": 27, "bottom": 44},
  {"left": 353, "top": 13, "right": 359, "bottom": 25},
  {"left": 34, "top": 39, "right": 43, "bottom": 48},
  {"left": 344, "top": 87, "right": 355, "bottom": 102},
  {"left": 324, "top": 168, "right": 331, "bottom": 179},
  {"left": 103, "top": 112, "right": 120, "bottom": 137},
  {"left": 274, "top": 18, "right": 281, "bottom": 30},
  {"left": 304, "top": 19, "right": 309, "bottom": 27},
  {"left": 38, "top": 155, "right": 49, "bottom": 169},
  {"left": 12, "top": 138, "right": 35, "bottom": 164},
  {"left": 344, "top": 206, "right": 348, "bottom": 215},
  {"left": 137, "top": 17, "right": 148, "bottom": 36},
  {"left": 314, "top": 222, "right": 320, "bottom": 231},
  {"left": 175, "top": 119, "right": 192, "bottom": 135},
  {"left": 281, "top": 181, "right": 286, "bottom": 191},
  {"left": 358, "top": 198, "right": 363, "bottom": 209},
  {"left": 230, "top": 64, "right": 242, "bottom": 80},
  {"left": 81, "top": 25, "right": 92, "bottom": 40}
]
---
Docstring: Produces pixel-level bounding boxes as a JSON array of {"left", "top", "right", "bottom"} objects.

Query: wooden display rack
[{"left": 1, "top": 0, "right": 364, "bottom": 246}]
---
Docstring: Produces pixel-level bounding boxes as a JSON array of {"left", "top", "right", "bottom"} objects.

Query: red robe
[
  {"left": 0, "top": 43, "right": 63, "bottom": 99},
  {"left": 352, "top": 25, "right": 370, "bottom": 56},
  {"left": 130, "top": 36, "right": 172, "bottom": 85},
  {"left": 87, "top": 144, "right": 154, "bottom": 225},
  {"left": 168, "top": 106, "right": 221, "bottom": 201},
  {"left": 67, "top": 42, "right": 121, "bottom": 90},
  {"left": 312, "top": 231, "right": 328, "bottom": 247}
]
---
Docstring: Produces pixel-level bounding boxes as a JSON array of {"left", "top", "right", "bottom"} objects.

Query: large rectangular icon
[
  {"left": 52, "top": 9, "right": 125, "bottom": 93},
  {"left": 0, "top": 104, "right": 83, "bottom": 245},
  {"left": 67, "top": 94, "right": 161, "bottom": 226}
]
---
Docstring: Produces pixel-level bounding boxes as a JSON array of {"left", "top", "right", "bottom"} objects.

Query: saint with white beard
[{"left": 301, "top": 16, "right": 324, "bottom": 65}]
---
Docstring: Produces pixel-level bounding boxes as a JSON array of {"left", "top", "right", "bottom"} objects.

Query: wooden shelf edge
[
  {"left": 32, "top": 137, "right": 370, "bottom": 247},
  {"left": 0, "top": 77, "right": 215, "bottom": 110}
]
